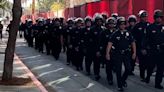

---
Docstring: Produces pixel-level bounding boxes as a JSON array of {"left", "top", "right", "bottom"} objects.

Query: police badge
[
  {"left": 138, "top": 27, "right": 142, "bottom": 30},
  {"left": 59, "top": 26, "right": 62, "bottom": 29},
  {"left": 87, "top": 27, "right": 90, "bottom": 31},
  {"left": 126, "top": 32, "right": 129, "bottom": 36},
  {"left": 161, "top": 26, "right": 164, "bottom": 32},
  {"left": 152, "top": 30, "right": 156, "bottom": 33}
]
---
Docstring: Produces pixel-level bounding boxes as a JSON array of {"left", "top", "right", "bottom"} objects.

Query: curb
[{"left": 14, "top": 54, "right": 48, "bottom": 92}]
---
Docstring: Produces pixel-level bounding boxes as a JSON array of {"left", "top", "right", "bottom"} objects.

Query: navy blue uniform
[
  {"left": 81, "top": 27, "right": 93, "bottom": 74},
  {"left": 109, "top": 30, "right": 135, "bottom": 88},
  {"left": 64, "top": 26, "right": 74, "bottom": 65},
  {"left": 90, "top": 26, "right": 105, "bottom": 79},
  {"left": 145, "top": 23, "right": 164, "bottom": 87},
  {"left": 100, "top": 28, "right": 115, "bottom": 83},
  {"left": 71, "top": 27, "right": 83, "bottom": 70},
  {"left": 50, "top": 25, "right": 63, "bottom": 60},
  {"left": 26, "top": 23, "right": 34, "bottom": 47},
  {"left": 44, "top": 23, "right": 52, "bottom": 55},
  {"left": 132, "top": 22, "right": 150, "bottom": 79}
]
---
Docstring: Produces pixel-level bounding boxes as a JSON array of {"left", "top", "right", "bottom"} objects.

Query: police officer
[
  {"left": 127, "top": 15, "right": 137, "bottom": 75},
  {"left": 0, "top": 21, "right": 3, "bottom": 40},
  {"left": 44, "top": 19, "right": 52, "bottom": 55},
  {"left": 51, "top": 18, "right": 63, "bottom": 60},
  {"left": 106, "top": 17, "right": 136, "bottom": 91},
  {"left": 91, "top": 14, "right": 105, "bottom": 80},
  {"left": 37, "top": 19, "right": 45, "bottom": 53},
  {"left": 64, "top": 18, "right": 75, "bottom": 65},
  {"left": 100, "top": 17, "right": 116, "bottom": 85},
  {"left": 72, "top": 18, "right": 84, "bottom": 71},
  {"left": 23, "top": 20, "right": 28, "bottom": 41},
  {"left": 144, "top": 10, "right": 164, "bottom": 89},
  {"left": 33, "top": 19, "right": 39, "bottom": 50},
  {"left": 81, "top": 16, "right": 93, "bottom": 75},
  {"left": 132, "top": 10, "right": 150, "bottom": 81},
  {"left": 26, "top": 19, "right": 34, "bottom": 47}
]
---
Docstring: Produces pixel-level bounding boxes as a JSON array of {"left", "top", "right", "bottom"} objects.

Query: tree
[
  {"left": 0, "top": 0, "right": 12, "bottom": 10},
  {"left": 37, "top": 0, "right": 65, "bottom": 12},
  {"left": 50, "top": 2, "right": 65, "bottom": 12},
  {"left": 2, "top": 0, "right": 22, "bottom": 81}
]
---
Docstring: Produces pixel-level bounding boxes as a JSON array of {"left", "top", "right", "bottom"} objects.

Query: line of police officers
[{"left": 20, "top": 9, "right": 164, "bottom": 91}]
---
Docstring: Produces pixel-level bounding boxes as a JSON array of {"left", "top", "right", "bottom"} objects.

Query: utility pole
[{"left": 57, "top": 0, "right": 59, "bottom": 17}]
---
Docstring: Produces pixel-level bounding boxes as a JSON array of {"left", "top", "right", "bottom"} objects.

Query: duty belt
[
  {"left": 152, "top": 44, "right": 164, "bottom": 51},
  {"left": 114, "top": 48, "right": 131, "bottom": 54}
]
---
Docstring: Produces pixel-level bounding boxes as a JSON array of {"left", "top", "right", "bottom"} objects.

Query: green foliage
[
  {"left": 37, "top": 0, "right": 65, "bottom": 12},
  {"left": 0, "top": 0, "right": 12, "bottom": 10}
]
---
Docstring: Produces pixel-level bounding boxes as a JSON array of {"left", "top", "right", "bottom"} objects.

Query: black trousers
[
  {"left": 27, "top": 36, "right": 33, "bottom": 47},
  {"left": 146, "top": 50, "right": 164, "bottom": 86},
  {"left": 112, "top": 52, "right": 131, "bottom": 88},
  {"left": 93, "top": 54, "right": 101, "bottom": 76},
  {"left": 0, "top": 31, "right": 2, "bottom": 39},
  {"left": 85, "top": 51, "right": 94, "bottom": 74},
  {"left": 52, "top": 43, "right": 61, "bottom": 60},
  {"left": 45, "top": 40, "right": 51, "bottom": 55},
  {"left": 106, "top": 59, "right": 113, "bottom": 82},
  {"left": 138, "top": 51, "right": 149, "bottom": 79},
  {"left": 66, "top": 48, "right": 73, "bottom": 64},
  {"left": 73, "top": 50, "right": 84, "bottom": 70}
]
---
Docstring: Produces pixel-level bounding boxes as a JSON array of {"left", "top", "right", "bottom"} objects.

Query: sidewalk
[
  {"left": 0, "top": 41, "right": 44, "bottom": 92},
  {"left": 15, "top": 38, "right": 164, "bottom": 92}
]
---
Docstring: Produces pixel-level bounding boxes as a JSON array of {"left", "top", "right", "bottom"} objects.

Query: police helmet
[
  {"left": 111, "top": 13, "right": 118, "bottom": 19},
  {"left": 128, "top": 15, "right": 137, "bottom": 22},
  {"left": 93, "top": 13, "right": 103, "bottom": 22},
  {"left": 55, "top": 18, "right": 60, "bottom": 22},
  {"left": 67, "top": 18, "right": 74, "bottom": 24},
  {"left": 117, "top": 17, "right": 126, "bottom": 25},
  {"left": 138, "top": 10, "right": 148, "bottom": 17},
  {"left": 101, "top": 12, "right": 108, "bottom": 19},
  {"left": 84, "top": 16, "right": 92, "bottom": 23},
  {"left": 75, "top": 17, "right": 84, "bottom": 24},
  {"left": 106, "top": 17, "right": 116, "bottom": 24},
  {"left": 154, "top": 9, "right": 164, "bottom": 19}
]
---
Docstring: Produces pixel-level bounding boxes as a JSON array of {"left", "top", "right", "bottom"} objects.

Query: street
[{"left": 15, "top": 38, "right": 164, "bottom": 92}]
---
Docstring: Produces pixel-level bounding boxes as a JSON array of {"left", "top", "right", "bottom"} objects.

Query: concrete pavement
[
  {"left": 15, "top": 38, "right": 164, "bottom": 92},
  {"left": 0, "top": 41, "right": 44, "bottom": 92}
]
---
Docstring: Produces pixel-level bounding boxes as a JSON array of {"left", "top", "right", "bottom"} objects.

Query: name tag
[
  {"left": 152, "top": 30, "right": 156, "bottom": 33},
  {"left": 116, "top": 36, "right": 120, "bottom": 40},
  {"left": 138, "top": 27, "right": 142, "bottom": 30}
]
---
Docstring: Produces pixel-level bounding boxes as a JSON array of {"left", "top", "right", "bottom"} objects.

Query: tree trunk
[{"left": 2, "top": 0, "right": 22, "bottom": 81}]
